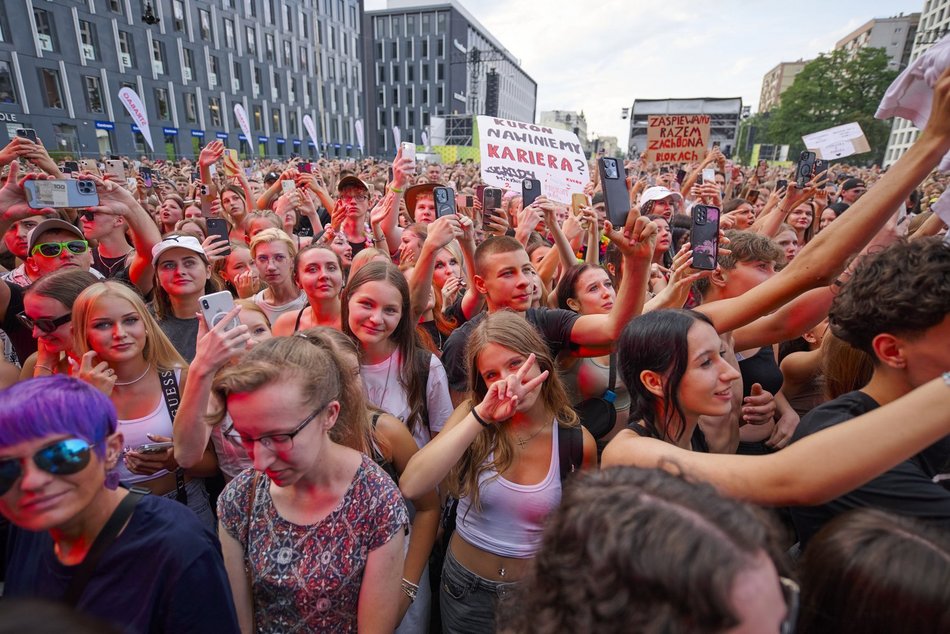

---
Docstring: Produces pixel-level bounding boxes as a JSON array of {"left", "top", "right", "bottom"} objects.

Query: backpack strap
[
  {"left": 603, "top": 352, "right": 617, "bottom": 404},
  {"left": 557, "top": 425, "right": 583, "bottom": 483},
  {"left": 416, "top": 349, "right": 432, "bottom": 436}
]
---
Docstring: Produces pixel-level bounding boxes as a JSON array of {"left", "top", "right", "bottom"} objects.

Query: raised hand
[
  {"left": 73, "top": 350, "right": 117, "bottom": 396},
  {"left": 473, "top": 353, "right": 550, "bottom": 424}
]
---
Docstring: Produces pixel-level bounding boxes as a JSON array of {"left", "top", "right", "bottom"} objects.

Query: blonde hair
[
  {"left": 235, "top": 298, "right": 271, "bottom": 326},
  {"left": 449, "top": 310, "right": 579, "bottom": 510},
  {"left": 349, "top": 247, "right": 389, "bottom": 278},
  {"left": 249, "top": 227, "right": 297, "bottom": 260},
  {"left": 73, "top": 281, "right": 186, "bottom": 371}
]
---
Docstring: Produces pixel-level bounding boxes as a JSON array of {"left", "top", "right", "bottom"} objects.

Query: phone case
[
  {"left": 281, "top": 180, "right": 295, "bottom": 194},
  {"left": 434, "top": 186, "right": 457, "bottom": 218},
  {"left": 16, "top": 129, "right": 37, "bottom": 143},
  {"left": 199, "top": 291, "right": 239, "bottom": 331},
  {"left": 571, "top": 193, "right": 588, "bottom": 216},
  {"left": 206, "top": 218, "right": 232, "bottom": 256},
  {"left": 598, "top": 158, "right": 630, "bottom": 227},
  {"left": 24, "top": 180, "right": 99, "bottom": 209},
  {"left": 521, "top": 179, "right": 542, "bottom": 208},
  {"left": 795, "top": 151, "right": 817, "bottom": 189},
  {"left": 400, "top": 142, "right": 416, "bottom": 162},
  {"left": 79, "top": 159, "right": 100, "bottom": 175},
  {"left": 690, "top": 205, "right": 720, "bottom": 271},
  {"left": 483, "top": 188, "right": 502, "bottom": 210}
]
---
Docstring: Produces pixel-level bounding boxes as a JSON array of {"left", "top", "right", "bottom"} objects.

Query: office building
[
  {"left": 627, "top": 97, "right": 743, "bottom": 159},
  {"left": 835, "top": 13, "right": 920, "bottom": 71},
  {"left": 0, "top": 0, "right": 361, "bottom": 160},
  {"left": 539, "top": 110, "right": 589, "bottom": 155},
  {"left": 362, "top": 0, "right": 537, "bottom": 156},
  {"left": 758, "top": 60, "right": 809, "bottom": 113}
]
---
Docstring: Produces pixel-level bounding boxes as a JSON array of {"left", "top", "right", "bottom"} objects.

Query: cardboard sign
[
  {"left": 644, "top": 115, "right": 711, "bottom": 164},
  {"left": 802, "top": 122, "right": 870, "bottom": 160},
  {"left": 477, "top": 116, "right": 587, "bottom": 203}
]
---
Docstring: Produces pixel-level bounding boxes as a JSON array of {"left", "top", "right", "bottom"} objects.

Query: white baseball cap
[
  {"left": 640, "top": 186, "right": 683, "bottom": 205},
  {"left": 151, "top": 235, "right": 208, "bottom": 266}
]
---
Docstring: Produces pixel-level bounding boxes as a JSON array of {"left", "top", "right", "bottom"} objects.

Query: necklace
[
  {"left": 114, "top": 363, "right": 152, "bottom": 387},
  {"left": 516, "top": 421, "right": 546, "bottom": 448},
  {"left": 377, "top": 352, "right": 395, "bottom": 405}
]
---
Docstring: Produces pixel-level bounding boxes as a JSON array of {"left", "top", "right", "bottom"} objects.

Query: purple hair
[{"left": 0, "top": 376, "right": 117, "bottom": 457}]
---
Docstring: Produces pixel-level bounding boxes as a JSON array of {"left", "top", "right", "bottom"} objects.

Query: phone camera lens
[{"left": 202, "top": 300, "right": 209, "bottom": 308}]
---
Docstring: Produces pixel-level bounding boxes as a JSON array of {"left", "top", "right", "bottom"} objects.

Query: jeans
[{"left": 440, "top": 548, "right": 517, "bottom": 634}]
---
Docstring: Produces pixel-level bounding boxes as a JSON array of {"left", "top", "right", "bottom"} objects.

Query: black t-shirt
[
  {"left": 1, "top": 281, "right": 37, "bottom": 362},
  {"left": 156, "top": 314, "right": 199, "bottom": 363},
  {"left": 789, "top": 390, "right": 950, "bottom": 549},
  {"left": 4, "top": 494, "right": 240, "bottom": 634},
  {"left": 441, "top": 307, "right": 580, "bottom": 392}
]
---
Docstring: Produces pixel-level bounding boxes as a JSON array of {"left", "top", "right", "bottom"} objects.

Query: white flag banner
[
  {"left": 234, "top": 104, "right": 253, "bottom": 154},
  {"left": 117, "top": 88, "right": 154, "bottom": 151},
  {"left": 422, "top": 131, "right": 429, "bottom": 149},
  {"left": 354, "top": 120, "right": 364, "bottom": 154},
  {"left": 303, "top": 114, "right": 319, "bottom": 154},
  {"left": 392, "top": 126, "right": 401, "bottom": 150}
]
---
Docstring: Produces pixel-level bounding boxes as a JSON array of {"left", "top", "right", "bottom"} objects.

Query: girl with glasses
[
  {"left": 0, "top": 376, "right": 239, "bottom": 633},
  {"left": 213, "top": 336, "right": 409, "bottom": 633}
]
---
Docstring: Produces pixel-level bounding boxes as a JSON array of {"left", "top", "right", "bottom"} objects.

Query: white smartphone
[
  {"left": 702, "top": 167, "right": 716, "bottom": 184},
  {"left": 281, "top": 179, "right": 295, "bottom": 195},
  {"left": 199, "top": 291, "right": 239, "bottom": 331},
  {"left": 400, "top": 142, "right": 416, "bottom": 162},
  {"left": 104, "top": 159, "right": 125, "bottom": 179}
]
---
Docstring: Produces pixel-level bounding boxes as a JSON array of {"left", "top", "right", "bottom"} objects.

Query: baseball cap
[
  {"left": 337, "top": 175, "right": 369, "bottom": 193},
  {"left": 263, "top": 171, "right": 280, "bottom": 185},
  {"left": 640, "top": 186, "right": 683, "bottom": 205},
  {"left": 27, "top": 219, "right": 86, "bottom": 255},
  {"left": 151, "top": 235, "right": 208, "bottom": 267},
  {"left": 841, "top": 178, "right": 866, "bottom": 192}
]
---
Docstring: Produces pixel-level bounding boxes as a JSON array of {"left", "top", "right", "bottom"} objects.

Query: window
[
  {"left": 407, "top": 14, "right": 416, "bottom": 35},
  {"left": 437, "top": 39, "right": 444, "bottom": 56},
  {"left": 40, "top": 68, "right": 64, "bottom": 109},
  {"left": 437, "top": 62, "right": 444, "bottom": 81},
  {"left": 252, "top": 106, "right": 263, "bottom": 130},
  {"left": 184, "top": 93, "right": 198, "bottom": 123},
  {"left": 392, "top": 41, "right": 398, "bottom": 59},
  {"left": 83, "top": 76, "right": 103, "bottom": 112},
  {"left": 436, "top": 12, "right": 446, "bottom": 34},
  {"left": 209, "top": 97, "right": 222, "bottom": 127},
  {"left": 199, "top": 10, "right": 212, "bottom": 40},
  {"left": 393, "top": 64, "right": 400, "bottom": 82},
  {"left": 392, "top": 87, "right": 399, "bottom": 106},
  {"left": 272, "top": 109, "right": 281, "bottom": 134},
  {"left": 376, "top": 42, "right": 383, "bottom": 60},
  {"left": 118, "top": 31, "right": 135, "bottom": 68},
  {"left": 232, "top": 61, "right": 243, "bottom": 90},
  {"left": 152, "top": 40, "right": 166, "bottom": 74},
  {"left": 183, "top": 48, "right": 196, "bottom": 81},
  {"left": 289, "top": 111, "right": 298, "bottom": 136},
  {"left": 246, "top": 26, "right": 257, "bottom": 54},
  {"left": 155, "top": 87, "right": 170, "bottom": 120},
  {"left": 209, "top": 55, "right": 221, "bottom": 87},
  {"left": 283, "top": 4, "right": 292, "bottom": 31},
  {"left": 408, "top": 110, "right": 415, "bottom": 127},
  {"left": 421, "top": 39, "right": 428, "bottom": 57},
  {"left": 0, "top": 61, "right": 17, "bottom": 104},
  {"left": 272, "top": 71, "right": 281, "bottom": 98},
  {"left": 108, "top": 0, "right": 124, "bottom": 14},
  {"left": 288, "top": 77, "right": 296, "bottom": 102},
  {"left": 248, "top": 0, "right": 257, "bottom": 18},
  {"left": 377, "top": 65, "right": 385, "bottom": 83},
  {"left": 407, "top": 85, "right": 414, "bottom": 106},
  {"left": 254, "top": 67, "right": 262, "bottom": 94},
  {"left": 283, "top": 41, "right": 292, "bottom": 66},
  {"left": 422, "top": 86, "right": 428, "bottom": 104},
  {"left": 407, "top": 64, "right": 414, "bottom": 82},
  {"left": 53, "top": 124, "right": 80, "bottom": 156},
  {"left": 422, "top": 13, "right": 431, "bottom": 32},
  {"left": 299, "top": 47, "right": 308, "bottom": 72},
  {"left": 172, "top": 1, "right": 186, "bottom": 32},
  {"left": 79, "top": 21, "right": 98, "bottom": 61},
  {"left": 34, "top": 9, "right": 56, "bottom": 52},
  {"left": 437, "top": 86, "right": 444, "bottom": 105},
  {"left": 265, "top": 34, "right": 275, "bottom": 61},
  {"left": 0, "top": 7, "right": 8, "bottom": 43},
  {"left": 224, "top": 19, "right": 235, "bottom": 48},
  {"left": 422, "top": 63, "right": 429, "bottom": 81}
]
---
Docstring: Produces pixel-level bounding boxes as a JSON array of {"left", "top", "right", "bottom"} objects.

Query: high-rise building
[
  {"left": 539, "top": 110, "right": 589, "bottom": 155},
  {"left": 362, "top": 0, "right": 537, "bottom": 156},
  {"left": 0, "top": 0, "right": 361, "bottom": 160},
  {"left": 835, "top": 12, "right": 920, "bottom": 71},
  {"left": 758, "top": 60, "right": 809, "bottom": 113},
  {"left": 883, "top": 1, "right": 949, "bottom": 167}
]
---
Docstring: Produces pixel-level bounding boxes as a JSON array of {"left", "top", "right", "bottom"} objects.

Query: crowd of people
[{"left": 0, "top": 70, "right": 949, "bottom": 633}]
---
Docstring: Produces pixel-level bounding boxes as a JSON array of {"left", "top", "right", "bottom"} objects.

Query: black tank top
[
  {"left": 626, "top": 422, "right": 710, "bottom": 453},
  {"left": 738, "top": 346, "right": 784, "bottom": 398}
]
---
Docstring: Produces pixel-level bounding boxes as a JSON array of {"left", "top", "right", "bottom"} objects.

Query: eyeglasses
[
  {"left": 230, "top": 402, "right": 329, "bottom": 453},
  {"left": 342, "top": 194, "right": 369, "bottom": 202},
  {"left": 17, "top": 311, "right": 72, "bottom": 335},
  {"left": 31, "top": 240, "right": 89, "bottom": 258},
  {"left": 0, "top": 438, "right": 96, "bottom": 496},
  {"left": 779, "top": 576, "right": 800, "bottom": 634}
]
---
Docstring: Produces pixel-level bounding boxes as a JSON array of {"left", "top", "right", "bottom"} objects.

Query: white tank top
[
  {"left": 455, "top": 419, "right": 562, "bottom": 559},
  {"left": 116, "top": 369, "right": 180, "bottom": 485}
]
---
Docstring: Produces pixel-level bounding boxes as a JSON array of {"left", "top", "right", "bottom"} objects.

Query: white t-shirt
[
  {"left": 361, "top": 348, "right": 454, "bottom": 448},
  {"left": 251, "top": 289, "right": 308, "bottom": 325}
]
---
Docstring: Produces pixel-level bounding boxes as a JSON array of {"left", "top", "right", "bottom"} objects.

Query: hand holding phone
[
  {"left": 199, "top": 291, "right": 240, "bottom": 332},
  {"left": 24, "top": 180, "right": 100, "bottom": 209},
  {"left": 522, "top": 179, "right": 542, "bottom": 208},
  {"left": 434, "top": 186, "right": 457, "bottom": 218},
  {"left": 598, "top": 157, "right": 630, "bottom": 227}
]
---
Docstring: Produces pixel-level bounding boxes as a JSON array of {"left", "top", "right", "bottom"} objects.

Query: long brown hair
[{"left": 449, "top": 310, "right": 579, "bottom": 510}]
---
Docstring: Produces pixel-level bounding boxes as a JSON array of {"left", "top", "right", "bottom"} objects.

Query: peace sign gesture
[{"left": 474, "top": 353, "right": 550, "bottom": 424}]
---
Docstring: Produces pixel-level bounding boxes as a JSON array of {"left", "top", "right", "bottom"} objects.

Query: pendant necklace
[{"left": 516, "top": 421, "right": 545, "bottom": 448}]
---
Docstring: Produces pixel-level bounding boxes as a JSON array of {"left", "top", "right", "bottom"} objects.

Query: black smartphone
[
  {"left": 659, "top": 166, "right": 670, "bottom": 175},
  {"left": 675, "top": 169, "right": 687, "bottom": 185},
  {"left": 206, "top": 218, "right": 231, "bottom": 256},
  {"left": 813, "top": 159, "right": 828, "bottom": 181},
  {"left": 16, "top": 128, "right": 37, "bottom": 143},
  {"left": 139, "top": 167, "right": 153, "bottom": 188},
  {"left": 598, "top": 157, "right": 631, "bottom": 228},
  {"left": 690, "top": 204, "right": 720, "bottom": 271},
  {"left": 433, "top": 186, "right": 457, "bottom": 218},
  {"left": 64, "top": 161, "right": 79, "bottom": 173},
  {"left": 795, "top": 151, "right": 817, "bottom": 189},
  {"left": 475, "top": 184, "right": 486, "bottom": 206},
  {"left": 521, "top": 178, "right": 541, "bottom": 208},
  {"left": 746, "top": 189, "right": 760, "bottom": 205},
  {"left": 298, "top": 215, "right": 313, "bottom": 237},
  {"left": 776, "top": 179, "right": 788, "bottom": 191},
  {"left": 191, "top": 170, "right": 200, "bottom": 182}
]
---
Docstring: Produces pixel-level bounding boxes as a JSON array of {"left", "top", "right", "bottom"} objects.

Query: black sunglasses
[
  {"left": 0, "top": 438, "right": 96, "bottom": 496},
  {"left": 80, "top": 210, "right": 97, "bottom": 221},
  {"left": 17, "top": 311, "right": 72, "bottom": 335}
]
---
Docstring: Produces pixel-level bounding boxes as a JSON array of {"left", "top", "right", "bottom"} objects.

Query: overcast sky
[{"left": 365, "top": 0, "right": 923, "bottom": 145}]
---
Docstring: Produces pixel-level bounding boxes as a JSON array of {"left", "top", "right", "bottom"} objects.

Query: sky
[{"left": 365, "top": 0, "right": 923, "bottom": 146}]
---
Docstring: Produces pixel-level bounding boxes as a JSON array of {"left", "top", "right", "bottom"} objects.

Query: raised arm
[{"left": 407, "top": 215, "right": 462, "bottom": 322}]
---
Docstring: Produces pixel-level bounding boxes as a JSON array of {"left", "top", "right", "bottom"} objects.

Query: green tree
[{"left": 767, "top": 48, "right": 897, "bottom": 165}]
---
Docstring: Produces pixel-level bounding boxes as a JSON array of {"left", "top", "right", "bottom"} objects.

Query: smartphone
[
  {"left": 775, "top": 179, "right": 788, "bottom": 191},
  {"left": 105, "top": 159, "right": 124, "bottom": 179},
  {"left": 675, "top": 169, "right": 687, "bottom": 185},
  {"left": 191, "top": 170, "right": 200, "bottom": 182},
  {"left": 136, "top": 441, "right": 174, "bottom": 454},
  {"left": 64, "top": 160, "right": 79, "bottom": 173},
  {"left": 598, "top": 157, "right": 631, "bottom": 227},
  {"left": 813, "top": 159, "right": 828, "bottom": 181},
  {"left": 659, "top": 166, "right": 670, "bottom": 175},
  {"left": 281, "top": 179, "right": 295, "bottom": 195},
  {"left": 15, "top": 128, "right": 37, "bottom": 143},
  {"left": 24, "top": 179, "right": 99, "bottom": 209},
  {"left": 400, "top": 142, "right": 416, "bottom": 162},
  {"left": 702, "top": 168, "right": 716, "bottom": 184},
  {"left": 297, "top": 161, "right": 312, "bottom": 174},
  {"left": 298, "top": 215, "right": 313, "bottom": 237},
  {"left": 571, "top": 193, "right": 588, "bottom": 216},
  {"left": 79, "top": 159, "right": 100, "bottom": 176},
  {"left": 139, "top": 167, "right": 153, "bottom": 188},
  {"left": 483, "top": 187, "right": 502, "bottom": 211},
  {"left": 199, "top": 290, "right": 239, "bottom": 331},
  {"left": 521, "top": 178, "right": 542, "bottom": 208},
  {"left": 746, "top": 189, "right": 760, "bottom": 205},
  {"left": 465, "top": 195, "right": 474, "bottom": 208},
  {"left": 756, "top": 159, "right": 768, "bottom": 179},
  {"left": 475, "top": 184, "right": 486, "bottom": 206},
  {"left": 206, "top": 218, "right": 231, "bottom": 255},
  {"left": 433, "top": 186, "right": 457, "bottom": 218},
  {"left": 690, "top": 204, "right": 720, "bottom": 271},
  {"left": 795, "top": 151, "right": 817, "bottom": 189}
]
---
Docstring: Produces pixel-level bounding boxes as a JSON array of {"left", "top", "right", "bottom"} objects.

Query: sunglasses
[
  {"left": 31, "top": 240, "right": 89, "bottom": 258},
  {"left": 80, "top": 210, "right": 98, "bottom": 221},
  {"left": 17, "top": 311, "right": 71, "bottom": 334},
  {"left": 0, "top": 438, "right": 96, "bottom": 497}
]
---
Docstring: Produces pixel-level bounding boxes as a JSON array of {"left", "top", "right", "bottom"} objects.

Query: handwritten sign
[
  {"left": 802, "top": 122, "right": 870, "bottom": 160},
  {"left": 477, "top": 116, "right": 587, "bottom": 203},
  {"left": 644, "top": 115, "right": 711, "bottom": 164}
]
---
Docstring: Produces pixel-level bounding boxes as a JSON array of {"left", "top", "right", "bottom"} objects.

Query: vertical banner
[
  {"left": 354, "top": 120, "right": 364, "bottom": 155},
  {"left": 303, "top": 114, "right": 319, "bottom": 155},
  {"left": 422, "top": 131, "right": 430, "bottom": 150},
  {"left": 117, "top": 88, "right": 154, "bottom": 151},
  {"left": 644, "top": 115, "right": 711, "bottom": 163},
  {"left": 392, "top": 126, "right": 401, "bottom": 150},
  {"left": 234, "top": 104, "right": 253, "bottom": 155}
]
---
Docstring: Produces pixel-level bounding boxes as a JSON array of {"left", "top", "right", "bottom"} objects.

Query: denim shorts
[{"left": 439, "top": 548, "right": 518, "bottom": 634}]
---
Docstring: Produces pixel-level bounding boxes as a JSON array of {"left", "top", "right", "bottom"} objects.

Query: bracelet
[
  {"left": 400, "top": 578, "right": 418, "bottom": 603},
  {"left": 390, "top": 185, "right": 404, "bottom": 194},
  {"left": 471, "top": 406, "right": 492, "bottom": 429},
  {"left": 35, "top": 364, "right": 54, "bottom": 375}
]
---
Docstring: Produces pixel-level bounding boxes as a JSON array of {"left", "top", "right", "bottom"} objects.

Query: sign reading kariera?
[
  {"left": 644, "top": 115, "right": 711, "bottom": 164},
  {"left": 802, "top": 122, "right": 870, "bottom": 160},
  {"left": 117, "top": 88, "right": 154, "bottom": 151},
  {"left": 233, "top": 104, "right": 253, "bottom": 154},
  {"left": 477, "top": 116, "right": 586, "bottom": 203}
]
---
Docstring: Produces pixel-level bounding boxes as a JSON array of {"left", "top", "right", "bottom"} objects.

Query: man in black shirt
[{"left": 790, "top": 238, "right": 950, "bottom": 548}]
